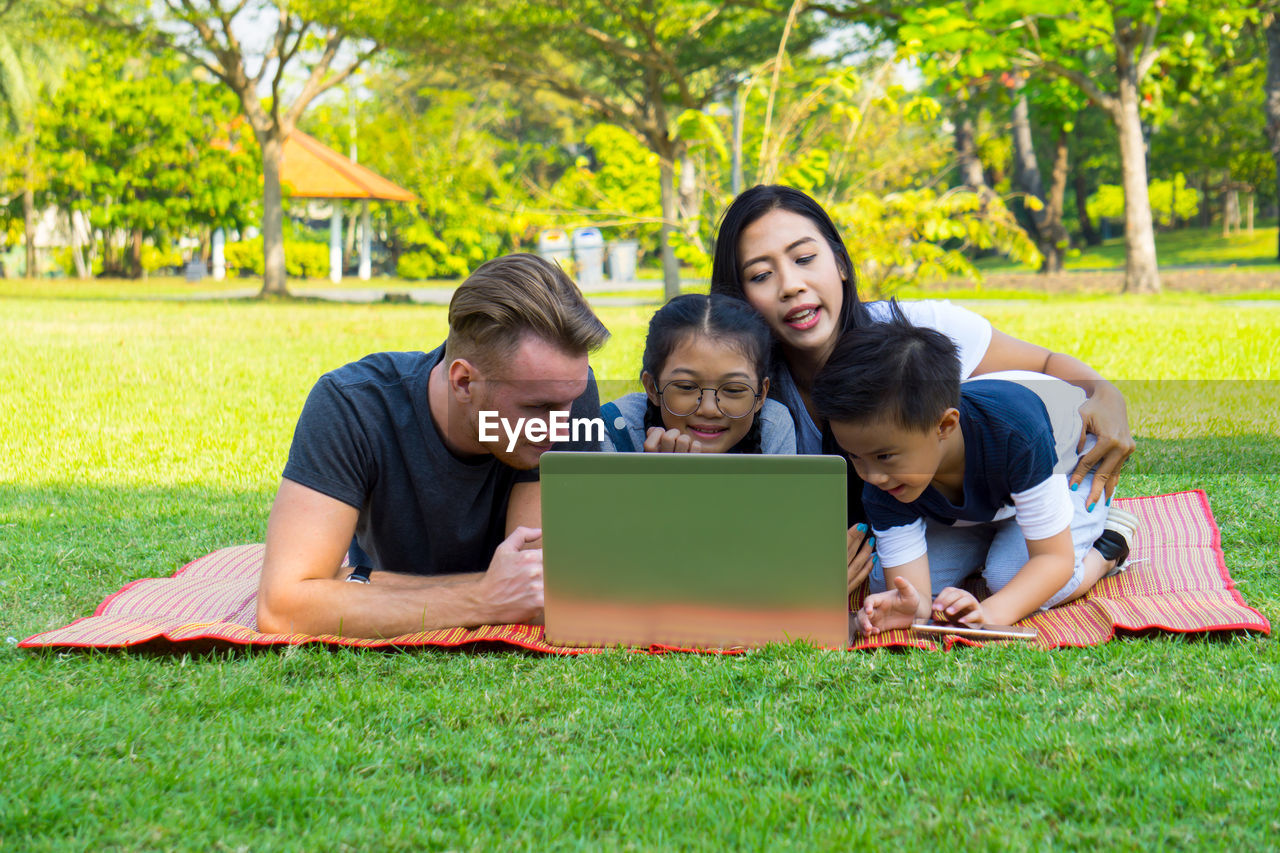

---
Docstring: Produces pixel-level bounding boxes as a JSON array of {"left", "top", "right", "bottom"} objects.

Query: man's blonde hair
[{"left": 445, "top": 253, "right": 610, "bottom": 371}]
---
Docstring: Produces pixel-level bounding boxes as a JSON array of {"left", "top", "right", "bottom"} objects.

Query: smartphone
[{"left": 910, "top": 618, "right": 1037, "bottom": 641}]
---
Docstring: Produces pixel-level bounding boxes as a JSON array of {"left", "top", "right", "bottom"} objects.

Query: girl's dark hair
[
  {"left": 813, "top": 301, "right": 961, "bottom": 431},
  {"left": 709, "top": 185, "right": 872, "bottom": 336},
  {"left": 640, "top": 293, "right": 773, "bottom": 454}
]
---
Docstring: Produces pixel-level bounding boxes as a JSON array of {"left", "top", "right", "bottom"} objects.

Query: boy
[{"left": 812, "top": 305, "right": 1136, "bottom": 634}]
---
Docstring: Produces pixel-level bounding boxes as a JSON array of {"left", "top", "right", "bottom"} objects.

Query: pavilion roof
[{"left": 280, "top": 130, "right": 416, "bottom": 202}]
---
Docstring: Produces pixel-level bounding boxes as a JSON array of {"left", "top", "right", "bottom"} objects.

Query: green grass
[
  {"left": 1, "top": 286, "right": 1277, "bottom": 849},
  {"left": 976, "top": 222, "right": 1280, "bottom": 273}
]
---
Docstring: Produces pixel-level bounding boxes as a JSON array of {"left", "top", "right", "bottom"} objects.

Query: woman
[{"left": 709, "top": 185, "right": 1136, "bottom": 588}]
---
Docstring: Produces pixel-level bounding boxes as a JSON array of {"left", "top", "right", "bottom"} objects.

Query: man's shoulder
[{"left": 319, "top": 347, "right": 444, "bottom": 393}]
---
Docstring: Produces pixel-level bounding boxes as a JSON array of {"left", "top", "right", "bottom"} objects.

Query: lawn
[
  {"left": 976, "top": 222, "right": 1280, "bottom": 273},
  {"left": 1, "top": 285, "right": 1277, "bottom": 850}
]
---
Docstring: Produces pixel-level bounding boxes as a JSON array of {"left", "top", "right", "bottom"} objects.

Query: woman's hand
[
  {"left": 643, "top": 427, "right": 704, "bottom": 453},
  {"left": 846, "top": 523, "right": 876, "bottom": 594},
  {"left": 1073, "top": 383, "right": 1135, "bottom": 507}
]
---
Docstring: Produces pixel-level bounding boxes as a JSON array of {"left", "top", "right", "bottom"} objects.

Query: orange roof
[{"left": 280, "top": 130, "right": 416, "bottom": 202}]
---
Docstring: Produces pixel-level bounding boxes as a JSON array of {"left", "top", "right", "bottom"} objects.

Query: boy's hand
[
  {"left": 857, "top": 576, "right": 921, "bottom": 635},
  {"left": 932, "top": 587, "right": 985, "bottom": 627},
  {"left": 643, "top": 427, "right": 704, "bottom": 453}
]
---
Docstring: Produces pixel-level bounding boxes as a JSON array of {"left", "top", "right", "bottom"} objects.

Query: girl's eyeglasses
[{"left": 658, "top": 380, "right": 760, "bottom": 419}]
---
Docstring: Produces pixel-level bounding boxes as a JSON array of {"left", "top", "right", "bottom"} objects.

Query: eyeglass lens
[{"left": 660, "top": 380, "right": 757, "bottom": 418}]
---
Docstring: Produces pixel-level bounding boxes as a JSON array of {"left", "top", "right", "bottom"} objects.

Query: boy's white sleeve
[
  {"left": 871, "top": 518, "right": 928, "bottom": 568},
  {"left": 1011, "top": 476, "right": 1074, "bottom": 541}
]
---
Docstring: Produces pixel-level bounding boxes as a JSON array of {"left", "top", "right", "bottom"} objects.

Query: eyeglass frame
[{"left": 654, "top": 378, "right": 762, "bottom": 420}]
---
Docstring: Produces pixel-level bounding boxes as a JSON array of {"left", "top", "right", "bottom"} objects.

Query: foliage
[
  {"left": 36, "top": 45, "right": 258, "bottom": 260},
  {"left": 1087, "top": 176, "right": 1201, "bottom": 228},
  {"left": 303, "top": 71, "right": 563, "bottom": 281},
  {"left": 395, "top": 249, "right": 466, "bottom": 280},
  {"left": 834, "top": 188, "right": 1041, "bottom": 295},
  {"left": 547, "top": 123, "right": 663, "bottom": 262},
  {"left": 347, "top": 0, "right": 816, "bottom": 298},
  {"left": 1147, "top": 21, "right": 1273, "bottom": 210},
  {"left": 224, "top": 238, "right": 329, "bottom": 279},
  {"left": 655, "top": 55, "right": 1039, "bottom": 292}
]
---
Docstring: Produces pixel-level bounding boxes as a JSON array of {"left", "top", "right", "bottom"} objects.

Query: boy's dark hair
[
  {"left": 641, "top": 293, "right": 773, "bottom": 453},
  {"left": 813, "top": 301, "right": 962, "bottom": 431}
]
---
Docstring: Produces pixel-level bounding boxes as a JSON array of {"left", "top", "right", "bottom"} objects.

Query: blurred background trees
[{"left": 1, "top": 0, "right": 1272, "bottom": 294}]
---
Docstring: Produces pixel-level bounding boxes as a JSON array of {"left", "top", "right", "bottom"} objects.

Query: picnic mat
[{"left": 19, "top": 490, "right": 1270, "bottom": 653}]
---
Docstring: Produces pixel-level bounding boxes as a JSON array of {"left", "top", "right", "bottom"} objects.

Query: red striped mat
[{"left": 19, "top": 491, "right": 1270, "bottom": 653}]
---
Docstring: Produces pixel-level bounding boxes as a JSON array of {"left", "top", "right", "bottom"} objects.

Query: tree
[
  {"left": 304, "top": 68, "right": 562, "bottom": 279},
  {"left": 355, "top": 0, "right": 811, "bottom": 301},
  {"left": 898, "top": 0, "right": 1251, "bottom": 293},
  {"left": 0, "top": 5, "right": 69, "bottom": 278},
  {"left": 68, "top": 0, "right": 380, "bottom": 294},
  {"left": 38, "top": 46, "right": 258, "bottom": 277},
  {"left": 1269, "top": 7, "right": 1280, "bottom": 259}
]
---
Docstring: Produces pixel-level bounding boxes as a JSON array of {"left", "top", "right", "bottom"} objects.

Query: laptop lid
[{"left": 540, "top": 452, "right": 848, "bottom": 650}]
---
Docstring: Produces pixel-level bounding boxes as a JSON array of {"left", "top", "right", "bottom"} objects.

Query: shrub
[
  {"left": 1087, "top": 175, "right": 1201, "bottom": 227},
  {"left": 396, "top": 249, "right": 468, "bottom": 281},
  {"left": 223, "top": 238, "right": 330, "bottom": 279}
]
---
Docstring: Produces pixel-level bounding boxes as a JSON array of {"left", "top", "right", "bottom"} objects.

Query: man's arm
[
  {"left": 506, "top": 481, "right": 541, "bottom": 536},
  {"left": 256, "top": 479, "right": 543, "bottom": 638}
]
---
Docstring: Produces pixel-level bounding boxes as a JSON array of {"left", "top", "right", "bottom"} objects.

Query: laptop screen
[{"left": 540, "top": 452, "right": 849, "bottom": 649}]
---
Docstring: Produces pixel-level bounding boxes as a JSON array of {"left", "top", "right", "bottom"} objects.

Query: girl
[{"left": 600, "top": 293, "right": 795, "bottom": 454}]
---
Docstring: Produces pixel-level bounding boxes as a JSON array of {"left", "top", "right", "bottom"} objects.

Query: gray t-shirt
[
  {"left": 282, "top": 345, "right": 600, "bottom": 575},
  {"left": 599, "top": 392, "right": 796, "bottom": 453}
]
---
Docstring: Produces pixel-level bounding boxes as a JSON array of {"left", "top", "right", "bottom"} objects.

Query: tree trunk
[
  {"left": 1112, "top": 22, "right": 1161, "bottom": 294},
  {"left": 1267, "top": 12, "right": 1280, "bottom": 260},
  {"left": 129, "top": 228, "right": 144, "bottom": 279},
  {"left": 658, "top": 152, "right": 680, "bottom": 302},
  {"left": 1011, "top": 92, "right": 1045, "bottom": 204},
  {"left": 23, "top": 138, "right": 37, "bottom": 279},
  {"left": 1041, "top": 130, "right": 1070, "bottom": 273},
  {"left": 68, "top": 211, "right": 88, "bottom": 280},
  {"left": 954, "top": 107, "right": 989, "bottom": 195},
  {"left": 1010, "top": 89, "right": 1070, "bottom": 272},
  {"left": 678, "top": 150, "right": 704, "bottom": 257},
  {"left": 260, "top": 133, "right": 289, "bottom": 296},
  {"left": 1072, "top": 165, "right": 1100, "bottom": 247}
]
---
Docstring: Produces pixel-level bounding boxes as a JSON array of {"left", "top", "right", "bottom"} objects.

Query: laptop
[{"left": 539, "top": 452, "right": 850, "bottom": 650}]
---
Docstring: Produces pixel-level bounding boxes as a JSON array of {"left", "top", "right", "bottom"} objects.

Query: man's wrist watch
[{"left": 345, "top": 565, "right": 373, "bottom": 584}]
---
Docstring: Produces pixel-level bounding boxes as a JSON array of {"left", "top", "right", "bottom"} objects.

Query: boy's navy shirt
[{"left": 862, "top": 379, "right": 1058, "bottom": 531}]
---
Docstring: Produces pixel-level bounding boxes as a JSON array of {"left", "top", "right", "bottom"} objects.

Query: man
[{"left": 256, "top": 253, "right": 609, "bottom": 638}]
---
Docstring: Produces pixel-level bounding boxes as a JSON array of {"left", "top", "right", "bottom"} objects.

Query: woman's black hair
[
  {"left": 640, "top": 293, "right": 773, "bottom": 454},
  {"left": 709, "top": 185, "right": 873, "bottom": 336}
]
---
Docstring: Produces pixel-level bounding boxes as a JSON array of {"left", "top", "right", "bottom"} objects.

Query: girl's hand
[
  {"left": 643, "top": 427, "right": 704, "bottom": 453},
  {"left": 931, "top": 587, "right": 985, "bottom": 627},
  {"left": 846, "top": 523, "right": 876, "bottom": 594},
  {"left": 857, "top": 576, "right": 920, "bottom": 636},
  {"left": 1073, "top": 384, "right": 1135, "bottom": 507}
]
